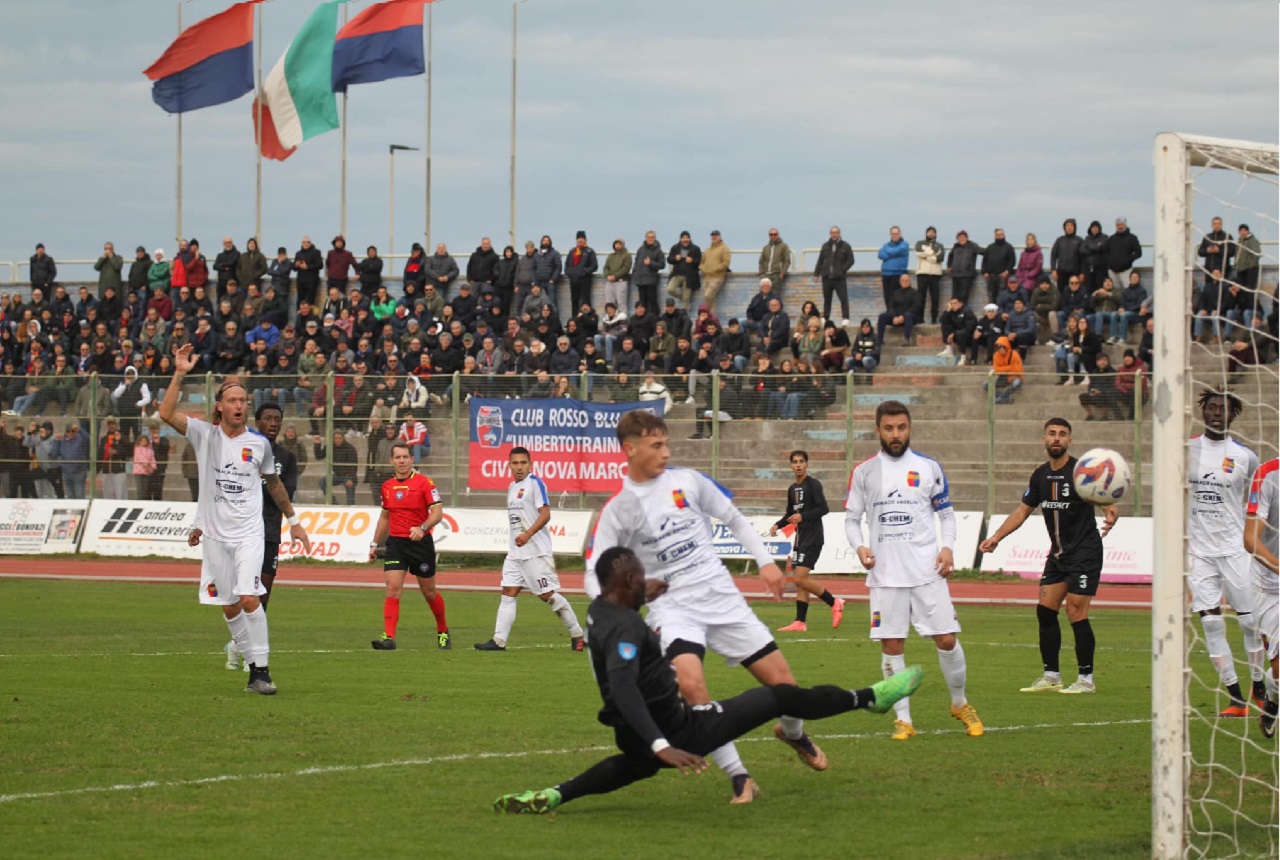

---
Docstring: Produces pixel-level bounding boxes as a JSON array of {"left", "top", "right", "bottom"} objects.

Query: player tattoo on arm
[{"left": 266, "top": 473, "right": 311, "bottom": 553}]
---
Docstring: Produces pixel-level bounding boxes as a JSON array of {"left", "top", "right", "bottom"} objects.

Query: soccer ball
[{"left": 1072, "top": 448, "right": 1132, "bottom": 506}]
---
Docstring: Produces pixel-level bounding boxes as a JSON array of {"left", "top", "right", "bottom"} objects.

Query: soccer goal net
[{"left": 1151, "top": 133, "right": 1279, "bottom": 860}]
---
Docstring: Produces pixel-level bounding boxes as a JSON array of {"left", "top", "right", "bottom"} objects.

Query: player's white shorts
[
  {"left": 868, "top": 579, "right": 961, "bottom": 640},
  {"left": 1254, "top": 586, "right": 1280, "bottom": 662},
  {"left": 500, "top": 555, "right": 560, "bottom": 596},
  {"left": 1189, "top": 553, "right": 1252, "bottom": 614},
  {"left": 646, "top": 576, "right": 773, "bottom": 668},
  {"left": 199, "top": 538, "right": 266, "bottom": 606}
]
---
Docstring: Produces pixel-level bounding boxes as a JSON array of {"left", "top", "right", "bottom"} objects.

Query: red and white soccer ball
[{"left": 1072, "top": 448, "right": 1132, "bottom": 506}]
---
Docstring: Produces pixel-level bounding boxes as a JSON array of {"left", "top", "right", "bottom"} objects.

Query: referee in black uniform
[
  {"left": 980, "top": 418, "right": 1118, "bottom": 695},
  {"left": 493, "top": 547, "right": 922, "bottom": 815}
]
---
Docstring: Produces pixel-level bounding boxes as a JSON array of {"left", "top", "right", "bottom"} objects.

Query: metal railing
[{"left": 0, "top": 366, "right": 1205, "bottom": 518}]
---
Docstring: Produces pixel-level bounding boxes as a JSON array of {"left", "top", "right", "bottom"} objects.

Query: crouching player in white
[
  {"left": 585, "top": 410, "right": 826, "bottom": 805},
  {"left": 161, "top": 344, "right": 310, "bottom": 694},
  {"left": 1244, "top": 457, "right": 1279, "bottom": 738},
  {"left": 845, "top": 400, "right": 983, "bottom": 740},
  {"left": 475, "top": 446, "right": 584, "bottom": 651}
]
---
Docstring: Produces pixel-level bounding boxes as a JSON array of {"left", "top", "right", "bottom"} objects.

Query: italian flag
[{"left": 253, "top": 1, "right": 344, "bottom": 161}]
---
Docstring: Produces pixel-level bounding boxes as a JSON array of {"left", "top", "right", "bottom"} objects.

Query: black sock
[
  {"left": 772, "top": 683, "right": 861, "bottom": 719},
  {"left": 1253, "top": 678, "right": 1268, "bottom": 699},
  {"left": 817, "top": 589, "right": 836, "bottom": 607},
  {"left": 1037, "top": 604, "right": 1061, "bottom": 673},
  {"left": 1070, "top": 617, "right": 1095, "bottom": 675},
  {"left": 795, "top": 601, "right": 810, "bottom": 623},
  {"left": 852, "top": 686, "right": 875, "bottom": 710},
  {"left": 1227, "top": 682, "right": 1245, "bottom": 704}
]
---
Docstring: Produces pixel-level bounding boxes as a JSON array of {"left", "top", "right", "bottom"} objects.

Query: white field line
[
  {"left": 0, "top": 718, "right": 1148, "bottom": 806},
  {"left": 0, "top": 573, "right": 1154, "bottom": 609}
]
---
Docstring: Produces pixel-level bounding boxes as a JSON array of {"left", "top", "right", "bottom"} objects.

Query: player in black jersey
[
  {"left": 221, "top": 402, "right": 299, "bottom": 672},
  {"left": 771, "top": 450, "right": 845, "bottom": 632},
  {"left": 981, "top": 418, "right": 1118, "bottom": 694},
  {"left": 493, "top": 546, "right": 923, "bottom": 815}
]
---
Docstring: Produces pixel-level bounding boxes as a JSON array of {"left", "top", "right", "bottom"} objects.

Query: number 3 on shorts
[{"left": 1078, "top": 574, "right": 1088, "bottom": 590}]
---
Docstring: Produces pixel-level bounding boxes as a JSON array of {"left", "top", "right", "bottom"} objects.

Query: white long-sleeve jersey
[
  {"left": 844, "top": 448, "right": 956, "bottom": 588},
  {"left": 584, "top": 467, "right": 775, "bottom": 599}
]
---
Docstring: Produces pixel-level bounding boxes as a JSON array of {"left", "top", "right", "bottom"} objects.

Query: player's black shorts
[
  {"left": 261, "top": 541, "right": 281, "bottom": 578},
  {"left": 789, "top": 542, "right": 823, "bottom": 570},
  {"left": 385, "top": 534, "right": 436, "bottom": 578},
  {"left": 1040, "top": 554, "right": 1102, "bottom": 597}
]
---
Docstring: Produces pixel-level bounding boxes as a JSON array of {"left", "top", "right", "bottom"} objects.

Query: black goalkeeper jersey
[
  {"left": 586, "top": 598, "right": 687, "bottom": 747},
  {"left": 1021, "top": 457, "right": 1103, "bottom": 562},
  {"left": 775, "top": 475, "right": 829, "bottom": 548}
]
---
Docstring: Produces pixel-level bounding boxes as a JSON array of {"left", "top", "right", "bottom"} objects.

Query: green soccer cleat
[
  {"left": 867, "top": 665, "right": 923, "bottom": 714},
  {"left": 494, "top": 788, "right": 561, "bottom": 815}
]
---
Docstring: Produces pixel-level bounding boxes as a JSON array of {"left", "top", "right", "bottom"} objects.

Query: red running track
[{"left": 0, "top": 558, "right": 1153, "bottom": 609}]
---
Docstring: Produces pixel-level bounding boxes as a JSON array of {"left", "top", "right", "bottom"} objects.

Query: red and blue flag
[
  {"left": 143, "top": 1, "right": 262, "bottom": 114},
  {"left": 331, "top": 1, "right": 429, "bottom": 93}
]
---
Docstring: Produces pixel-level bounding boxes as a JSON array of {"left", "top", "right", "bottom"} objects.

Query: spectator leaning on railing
[
  {"left": 700, "top": 230, "right": 730, "bottom": 311},
  {"left": 877, "top": 226, "right": 910, "bottom": 306}
]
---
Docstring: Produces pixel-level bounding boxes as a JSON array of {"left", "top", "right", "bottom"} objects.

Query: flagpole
[
  {"left": 254, "top": 2, "right": 264, "bottom": 244},
  {"left": 424, "top": 2, "right": 433, "bottom": 252},
  {"left": 176, "top": 2, "right": 183, "bottom": 249},
  {"left": 510, "top": 1, "right": 518, "bottom": 250},
  {"left": 340, "top": 3, "right": 349, "bottom": 239}
]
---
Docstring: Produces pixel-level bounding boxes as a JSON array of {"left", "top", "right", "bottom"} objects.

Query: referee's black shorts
[
  {"left": 385, "top": 534, "right": 437, "bottom": 578},
  {"left": 1040, "top": 554, "right": 1102, "bottom": 597}
]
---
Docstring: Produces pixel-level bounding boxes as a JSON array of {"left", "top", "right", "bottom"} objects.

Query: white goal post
[{"left": 1151, "top": 133, "right": 1280, "bottom": 860}]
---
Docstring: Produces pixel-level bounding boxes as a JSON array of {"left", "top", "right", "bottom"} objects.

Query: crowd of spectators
[{"left": 2, "top": 217, "right": 1274, "bottom": 465}]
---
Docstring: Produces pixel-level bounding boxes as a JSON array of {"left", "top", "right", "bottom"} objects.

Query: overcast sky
[{"left": 1, "top": 0, "right": 1277, "bottom": 277}]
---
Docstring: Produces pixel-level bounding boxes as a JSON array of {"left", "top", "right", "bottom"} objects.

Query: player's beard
[
  {"left": 880, "top": 434, "right": 909, "bottom": 457},
  {"left": 1046, "top": 442, "right": 1066, "bottom": 459}
]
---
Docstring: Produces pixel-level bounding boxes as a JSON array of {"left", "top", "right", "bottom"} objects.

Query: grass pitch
[{"left": 0, "top": 579, "right": 1274, "bottom": 860}]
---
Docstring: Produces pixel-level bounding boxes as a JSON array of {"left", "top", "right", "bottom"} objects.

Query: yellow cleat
[
  {"left": 891, "top": 719, "right": 916, "bottom": 741},
  {"left": 950, "top": 702, "right": 984, "bottom": 737}
]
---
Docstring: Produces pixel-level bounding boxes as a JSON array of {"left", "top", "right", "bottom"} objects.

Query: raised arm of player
[
  {"left": 158, "top": 343, "right": 196, "bottom": 436},
  {"left": 979, "top": 502, "right": 1035, "bottom": 554},
  {"left": 695, "top": 472, "right": 784, "bottom": 600}
]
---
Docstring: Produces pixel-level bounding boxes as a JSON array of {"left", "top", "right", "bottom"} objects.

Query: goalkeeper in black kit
[{"left": 493, "top": 546, "right": 923, "bottom": 814}]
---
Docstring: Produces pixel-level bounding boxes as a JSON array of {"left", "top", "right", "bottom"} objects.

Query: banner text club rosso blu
[{"left": 469, "top": 398, "right": 666, "bottom": 493}]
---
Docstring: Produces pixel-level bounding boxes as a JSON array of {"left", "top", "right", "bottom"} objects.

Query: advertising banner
[
  {"left": 275, "top": 505, "right": 378, "bottom": 563},
  {"left": 433, "top": 508, "right": 594, "bottom": 555},
  {"left": 980, "top": 515, "right": 1153, "bottom": 584},
  {"left": 0, "top": 498, "right": 89, "bottom": 554},
  {"left": 80, "top": 500, "right": 202, "bottom": 559},
  {"left": 710, "top": 515, "right": 793, "bottom": 560},
  {"left": 468, "top": 398, "right": 665, "bottom": 493}
]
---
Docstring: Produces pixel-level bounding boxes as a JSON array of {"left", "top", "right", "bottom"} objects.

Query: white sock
[
  {"left": 242, "top": 606, "right": 270, "bottom": 668},
  {"left": 1266, "top": 669, "right": 1279, "bottom": 704},
  {"left": 1200, "top": 613, "right": 1238, "bottom": 686},
  {"left": 494, "top": 595, "right": 517, "bottom": 647},
  {"left": 1078, "top": 672, "right": 1094, "bottom": 685},
  {"left": 937, "top": 642, "right": 968, "bottom": 707},
  {"left": 1045, "top": 670, "right": 1062, "bottom": 682},
  {"left": 883, "top": 653, "right": 911, "bottom": 723},
  {"left": 708, "top": 743, "right": 748, "bottom": 778},
  {"left": 546, "top": 593, "right": 583, "bottom": 638},
  {"left": 1237, "top": 611, "right": 1264, "bottom": 682},
  {"left": 779, "top": 715, "right": 805, "bottom": 741},
  {"left": 225, "top": 611, "right": 251, "bottom": 661}
]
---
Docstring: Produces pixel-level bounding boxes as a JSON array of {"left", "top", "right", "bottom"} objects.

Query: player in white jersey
[
  {"left": 475, "top": 447, "right": 584, "bottom": 652},
  {"left": 1244, "top": 458, "right": 1279, "bottom": 737},
  {"left": 160, "top": 344, "right": 310, "bottom": 694},
  {"left": 845, "top": 400, "right": 983, "bottom": 741},
  {"left": 585, "top": 410, "right": 827, "bottom": 805},
  {"left": 1186, "top": 387, "right": 1265, "bottom": 717}
]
